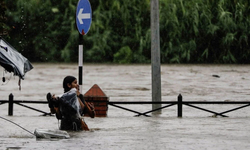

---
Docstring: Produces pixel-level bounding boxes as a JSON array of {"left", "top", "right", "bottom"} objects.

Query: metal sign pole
[
  {"left": 78, "top": 44, "right": 83, "bottom": 93},
  {"left": 76, "top": 0, "right": 92, "bottom": 94}
]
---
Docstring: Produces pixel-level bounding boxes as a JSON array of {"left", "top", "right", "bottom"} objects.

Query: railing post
[
  {"left": 178, "top": 94, "right": 182, "bottom": 117},
  {"left": 8, "top": 93, "right": 13, "bottom": 116}
]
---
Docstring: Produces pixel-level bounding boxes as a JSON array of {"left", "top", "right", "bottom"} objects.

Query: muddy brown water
[{"left": 0, "top": 64, "right": 250, "bottom": 150}]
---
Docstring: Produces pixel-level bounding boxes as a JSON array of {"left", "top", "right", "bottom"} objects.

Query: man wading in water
[{"left": 46, "top": 76, "right": 95, "bottom": 131}]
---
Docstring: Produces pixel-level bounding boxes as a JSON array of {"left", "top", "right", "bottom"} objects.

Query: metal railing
[
  {"left": 0, "top": 93, "right": 50, "bottom": 116},
  {"left": 1, "top": 93, "right": 250, "bottom": 117},
  {"left": 108, "top": 94, "right": 250, "bottom": 117}
]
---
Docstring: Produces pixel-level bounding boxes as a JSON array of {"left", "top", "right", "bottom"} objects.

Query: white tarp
[{"left": 34, "top": 129, "right": 70, "bottom": 139}]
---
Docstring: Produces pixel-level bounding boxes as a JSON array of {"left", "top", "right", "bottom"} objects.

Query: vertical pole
[
  {"left": 78, "top": 45, "right": 83, "bottom": 93},
  {"left": 151, "top": 0, "right": 161, "bottom": 114},
  {"left": 8, "top": 93, "right": 13, "bottom": 116},
  {"left": 78, "top": 34, "right": 83, "bottom": 93},
  {"left": 178, "top": 94, "right": 182, "bottom": 117}
]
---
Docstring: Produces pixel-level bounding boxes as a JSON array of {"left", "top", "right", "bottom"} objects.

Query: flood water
[{"left": 0, "top": 63, "right": 250, "bottom": 150}]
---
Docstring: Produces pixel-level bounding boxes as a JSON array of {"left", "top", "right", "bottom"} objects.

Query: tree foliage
[
  {"left": 1, "top": 0, "right": 250, "bottom": 63},
  {"left": 0, "top": 1, "right": 9, "bottom": 36},
  {"left": 160, "top": 0, "right": 250, "bottom": 63}
]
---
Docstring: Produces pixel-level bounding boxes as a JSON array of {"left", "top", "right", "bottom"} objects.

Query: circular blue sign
[{"left": 76, "top": 0, "right": 92, "bottom": 35}]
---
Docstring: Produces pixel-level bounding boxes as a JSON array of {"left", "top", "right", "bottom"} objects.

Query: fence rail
[
  {"left": 1, "top": 93, "right": 250, "bottom": 117},
  {"left": 0, "top": 93, "right": 50, "bottom": 116},
  {"left": 108, "top": 94, "right": 250, "bottom": 117}
]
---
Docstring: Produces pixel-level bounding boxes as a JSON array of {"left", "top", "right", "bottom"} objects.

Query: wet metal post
[
  {"left": 78, "top": 42, "right": 83, "bottom": 93},
  {"left": 78, "top": 32, "right": 83, "bottom": 93},
  {"left": 178, "top": 94, "right": 182, "bottom": 117},
  {"left": 8, "top": 93, "right": 13, "bottom": 116},
  {"left": 151, "top": 0, "right": 161, "bottom": 114}
]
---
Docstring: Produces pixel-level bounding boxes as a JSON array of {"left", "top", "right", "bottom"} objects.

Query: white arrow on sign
[{"left": 77, "top": 8, "right": 91, "bottom": 24}]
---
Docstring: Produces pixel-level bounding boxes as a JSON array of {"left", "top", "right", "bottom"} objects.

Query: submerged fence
[
  {"left": 1, "top": 93, "right": 250, "bottom": 117},
  {"left": 109, "top": 94, "right": 250, "bottom": 117},
  {"left": 0, "top": 93, "right": 50, "bottom": 116}
]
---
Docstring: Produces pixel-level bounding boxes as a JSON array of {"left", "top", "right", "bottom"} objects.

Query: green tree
[
  {"left": 0, "top": 0, "right": 10, "bottom": 37},
  {"left": 3, "top": 0, "right": 250, "bottom": 64},
  {"left": 160, "top": 0, "right": 250, "bottom": 63},
  {"left": 5, "top": 0, "right": 78, "bottom": 62},
  {"left": 84, "top": 0, "right": 151, "bottom": 63}
]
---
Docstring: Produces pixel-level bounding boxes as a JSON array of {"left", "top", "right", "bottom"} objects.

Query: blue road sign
[{"left": 76, "top": 0, "right": 92, "bottom": 35}]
